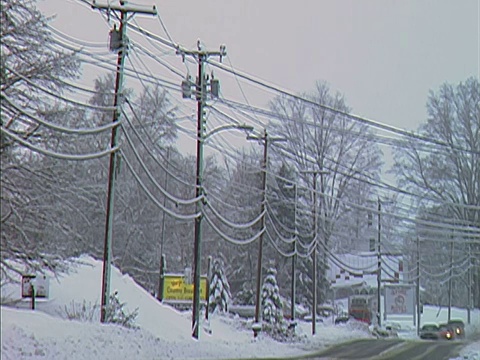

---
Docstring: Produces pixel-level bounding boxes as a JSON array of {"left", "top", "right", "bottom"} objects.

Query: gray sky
[{"left": 39, "top": 0, "right": 479, "bottom": 154}]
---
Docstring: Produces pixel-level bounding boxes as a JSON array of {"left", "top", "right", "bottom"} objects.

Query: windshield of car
[
  {"left": 448, "top": 321, "right": 464, "bottom": 327},
  {"left": 422, "top": 325, "right": 438, "bottom": 331}
]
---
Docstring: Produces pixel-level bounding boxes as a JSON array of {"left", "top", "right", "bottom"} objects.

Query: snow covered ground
[
  {"left": 1, "top": 256, "right": 371, "bottom": 359},
  {"left": 1, "top": 256, "right": 479, "bottom": 359}
]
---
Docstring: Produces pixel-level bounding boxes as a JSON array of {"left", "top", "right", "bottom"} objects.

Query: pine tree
[
  {"left": 208, "top": 259, "right": 231, "bottom": 313},
  {"left": 261, "top": 267, "right": 284, "bottom": 325}
]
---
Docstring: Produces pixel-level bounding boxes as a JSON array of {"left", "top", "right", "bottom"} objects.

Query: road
[{"left": 303, "top": 339, "right": 465, "bottom": 360}]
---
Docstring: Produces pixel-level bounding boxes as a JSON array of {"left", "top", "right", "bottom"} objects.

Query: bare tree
[
  {"left": 269, "top": 81, "right": 383, "bottom": 304},
  {"left": 393, "top": 77, "right": 480, "bottom": 307},
  {"left": 1, "top": 0, "right": 79, "bottom": 279}
]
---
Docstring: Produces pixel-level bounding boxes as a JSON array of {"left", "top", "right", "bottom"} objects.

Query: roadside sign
[
  {"left": 162, "top": 274, "right": 207, "bottom": 304},
  {"left": 21, "top": 274, "right": 49, "bottom": 298},
  {"left": 385, "top": 284, "right": 414, "bottom": 315}
]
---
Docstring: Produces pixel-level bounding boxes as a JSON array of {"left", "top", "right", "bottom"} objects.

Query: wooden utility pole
[
  {"left": 416, "top": 236, "right": 421, "bottom": 335},
  {"left": 92, "top": 0, "right": 157, "bottom": 323},
  {"left": 377, "top": 198, "right": 382, "bottom": 327},
  {"left": 290, "top": 183, "right": 297, "bottom": 323},
  {"left": 247, "top": 130, "right": 286, "bottom": 338},
  {"left": 448, "top": 239, "right": 454, "bottom": 321},
  {"left": 157, "top": 149, "right": 170, "bottom": 301},
  {"left": 300, "top": 169, "right": 328, "bottom": 335},
  {"left": 178, "top": 43, "right": 226, "bottom": 339}
]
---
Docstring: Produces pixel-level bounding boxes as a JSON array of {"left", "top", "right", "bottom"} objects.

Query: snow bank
[
  {"left": 5, "top": 256, "right": 476, "bottom": 359},
  {"left": 1, "top": 256, "right": 373, "bottom": 359}
]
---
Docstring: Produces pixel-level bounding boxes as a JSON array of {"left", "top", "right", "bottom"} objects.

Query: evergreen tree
[
  {"left": 261, "top": 267, "right": 284, "bottom": 325},
  {"left": 208, "top": 258, "right": 231, "bottom": 313}
]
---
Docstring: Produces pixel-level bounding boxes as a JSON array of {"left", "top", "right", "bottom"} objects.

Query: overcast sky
[{"left": 38, "top": 0, "right": 479, "bottom": 152}]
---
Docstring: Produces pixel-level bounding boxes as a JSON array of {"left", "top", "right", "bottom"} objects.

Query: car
[
  {"left": 447, "top": 319, "right": 465, "bottom": 339},
  {"left": 419, "top": 324, "right": 440, "bottom": 340},
  {"left": 334, "top": 313, "right": 350, "bottom": 325},
  {"left": 438, "top": 324, "right": 455, "bottom": 340}
]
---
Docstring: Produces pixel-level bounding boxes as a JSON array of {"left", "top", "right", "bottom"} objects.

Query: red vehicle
[
  {"left": 448, "top": 319, "right": 466, "bottom": 339},
  {"left": 438, "top": 324, "right": 455, "bottom": 340},
  {"left": 348, "top": 295, "right": 375, "bottom": 324}
]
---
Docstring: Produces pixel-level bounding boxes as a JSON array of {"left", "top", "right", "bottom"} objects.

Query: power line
[
  {"left": 208, "top": 59, "right": 480, "bottom": 156},
  {"left": 0, "top": 126, "right": 118, "bottom": 160}
]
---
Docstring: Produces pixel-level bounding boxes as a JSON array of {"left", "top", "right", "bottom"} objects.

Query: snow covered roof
[{"left": 328, "top": 252, "right": 407, "bottom": 289}]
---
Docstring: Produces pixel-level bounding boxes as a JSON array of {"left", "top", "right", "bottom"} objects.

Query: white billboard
[
  {"left": 21, "top": 274, "right": 50, "bottom": 298},
  {"left": 385, "top": 284, "right": 414, "bottom": 315}
]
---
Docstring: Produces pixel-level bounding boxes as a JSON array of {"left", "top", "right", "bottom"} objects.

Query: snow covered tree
[
  {"left": 261, "top": 266, "right": 284, "bottom": 326},
  {"left": 269, "top": 81, "right": 382, "bottom": 305},
  {"left": 205, "top": 151, "right": 264, "bottom": 296},
  {"left": 234, "top": 283, "right": 255, "bottom": 305},
  {"left": 393, "top": 77, "right": 480, "bottom": 308},
  {"left": 1, "top": 0, "right": 79, "bottom": 279},
  {"left": 208, "top": 258, "right": 231, "bottom": 313}
]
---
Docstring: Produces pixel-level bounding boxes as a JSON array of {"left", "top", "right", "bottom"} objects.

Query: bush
[
  {"left": 234, "top": 284, "right": 255, "bottom": 305},
  {"left": 61, "top": 300, "right": 100, "bottom": 322},
  {"left": 60, "top": 291, "right": 138, "bottom": 329},
  {"left": 104, "top": 291, "right": 139, "bottom": 329}
]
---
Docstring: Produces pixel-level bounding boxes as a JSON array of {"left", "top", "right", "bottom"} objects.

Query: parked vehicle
[
  {"left": 447, "top": 319, "right": 466, "bottom": 339},
  {"left": 438, "top": 324, "right": 455, "bottom": 340},
  {"left": 419, "top": 324, "right": 440, "bottom": 340},
  {"left": 334, "top": 312, "right": 350, "bottom": 325},
  {"left": 348, "top": 294, "right": 375, "bottom": 324}
]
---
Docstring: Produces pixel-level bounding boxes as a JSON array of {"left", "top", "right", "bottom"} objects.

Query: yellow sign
[{"left": 163, "top": 275, "right": 208, "bottom": 303}]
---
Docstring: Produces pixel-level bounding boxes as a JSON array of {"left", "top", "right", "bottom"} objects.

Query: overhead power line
[
  {"left": 0, "top": 126, "right": 118, "bottom": 160},
  {"left": 207, "top": 59, "right": 480, "bottom": 156}
]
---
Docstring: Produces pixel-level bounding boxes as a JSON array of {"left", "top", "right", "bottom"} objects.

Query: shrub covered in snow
[
  {"left": 261, "top": 266, "right": 291, "bottom": 340},
  {"left": 261, "top": 267, "right": 284, "bottom": 325},
  {"left": 234, "top": 283, "right": 255, "bottom": 305},
  {"left": 104, "top": 291, "right": 139, "bottom": 329},
  {"left": 61, "top": 300, "right": 100, "bottom": 322},
  {"left": 208, "top": 259, "right": 231, "bottom": 313}
]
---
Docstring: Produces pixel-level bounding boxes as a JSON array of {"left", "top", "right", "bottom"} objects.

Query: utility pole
[
  {"left": 301, "top": 169, "right": 328, "bottom": 335},
  {"left": 92, "top": 0, "right": 157, "bottom": 323},
  {"left": 448, "top": 238, "right": 454, "bottom": 321},
  {"left": 290, "top": 182, "right": 297, "bottom": 323},
  {"left": 178, "top": 42, "right": 226, "bottom": 339},
  {"left": 312, "top": 172, "right": 318, "bottom": 335},
  {"left": 284, "top": 181, "right": 298, "bottom": 324},
  {"left": 416, "top": 236, "right": 421, "bottom": 335},
  {"left": 248, "top": 129, "right": 286, "bottom": 337},
  {"left": 377, "top": 198, "right": 382, "bottom": 327},
  {"left": 157, "top": 148, "right": 170, "bottom": 301},
  {"left": 467, "top": 243, "right": 472, "bottom": 324}
]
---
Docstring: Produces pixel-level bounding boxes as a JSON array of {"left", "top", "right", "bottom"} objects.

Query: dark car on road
[
  {"left": 419, "top": 324, "right": 440, "bottom": 340},
  {"left": 447, "top": 319, "right": 466, "bottom": 339},
  {"left": 438, "top": 323, "right": 455, "bottom": 340}
]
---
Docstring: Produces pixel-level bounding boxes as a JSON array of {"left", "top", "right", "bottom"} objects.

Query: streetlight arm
[{"left": 205, "top": 123, "right": 253, "bottom": 140}]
